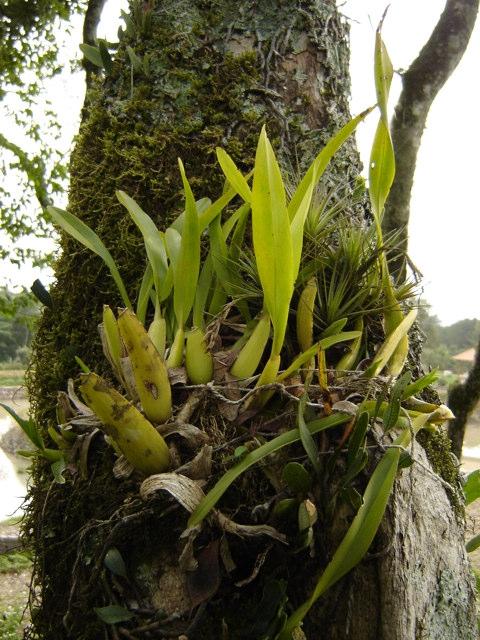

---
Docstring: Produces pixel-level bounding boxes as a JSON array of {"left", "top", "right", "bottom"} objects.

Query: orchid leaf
[{"left": 48, "top": 206, "right": 131, "bottom": 308}]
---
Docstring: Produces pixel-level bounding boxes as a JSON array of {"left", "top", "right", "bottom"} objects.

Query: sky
[{"left": 1, "top": 1, "right": 479, "bottom": 326}]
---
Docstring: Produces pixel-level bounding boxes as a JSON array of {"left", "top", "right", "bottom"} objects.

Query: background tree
[{"left": 21, "top": 2, "right": 478, "bottom": 640}]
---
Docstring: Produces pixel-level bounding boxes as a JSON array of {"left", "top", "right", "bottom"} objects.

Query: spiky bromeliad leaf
[
  {"left": 279, "top": 412, "right": 431, "bottom": 639},
  {"left": 188, "top": 412, "right": 351, "bottom": 527},
  {"left": 47, "top": 206, "right": 131, "bottom": 309},
  {"left": 252, "top": 127, "right": 294, "bottom": 358}
]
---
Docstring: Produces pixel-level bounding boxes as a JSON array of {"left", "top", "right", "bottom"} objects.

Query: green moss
[{"left": 416, "top": 428, "right": 463, "bottom": 513}]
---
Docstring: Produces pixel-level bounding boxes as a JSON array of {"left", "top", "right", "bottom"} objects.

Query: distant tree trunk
[
  {"left": 448, "top": 341, "right": 480, "bottom": 459},
  {"left": 25, "top": 2, "right": 476, "bottom": 639}
]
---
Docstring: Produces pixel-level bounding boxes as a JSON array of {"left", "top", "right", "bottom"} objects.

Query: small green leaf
[
  {"left": 321, "top": 318, "right": 348, "bottom": 339},
  {"left": 216, "top": 148, "right": 252, "bottom": 203},
  {"left": 282, "top": 462, "right": 312, "bottom": 494},
  {"left": 0, "top": 403, "right": 44, "bottom": 450},
  {"left": 234, "top": 445, "right": 248, "bottom": 459},
  {"left": 382, "top": 398, "right": 401, "bottom": 432},
  {"left": 48, "top": 206, "right": 131, "bottom": 308},
  {"left": 75, "top": 356, "right": 90, "bottom": 373},
  {"left": 347, "top": 411, "right": 369, "bottom": 466},
  {"left": 398, "top": 451, "right": 414, "bottom": 469},
  {"left": 98, "top": 39, "right": 113, "bottom": 74},
  {"left": 50, "top": 458, "right": 66, "bottom": 484},
  {"left": 95, "top": 605, "right": 134, "bottom": 624},
  {"left": 298, "top": 396, "right": 321, "bottom": 475},
  {"left": 104, "top": 548, "right": 128, "bottom": 579},
  {"left": 79, "top": 43, "right": 103, "bottom": 68},
  {"left": 273, "top": 498, "right": 298, "bottom": 520},
  {"left": 402, "top": 370, "right": 438, "bottom": 399},
  {"left": 464, "top": 469, "right": 480, "bottom": 506},
  {"left": 466, "top": 533, "right": 480, "bottom": 553},
  {"left": 126, "top": 45, "right": 143, "bottom": 73}
]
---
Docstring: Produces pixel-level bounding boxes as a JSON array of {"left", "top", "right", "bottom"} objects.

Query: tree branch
[
  {"left": 448, "top": 339, "right": 480, "bottom": 459},
  {"left": 382, "top": 0, "right": 479, "bottom": 280},
  {"left": 0, "top": 132, "right": 50, "bottom": 210},
  {"left": 83, "top": 0, "right": 108, "bottom": 46},
  {"left": 82, "top": 0, "right": 108, "bottom": 83}
]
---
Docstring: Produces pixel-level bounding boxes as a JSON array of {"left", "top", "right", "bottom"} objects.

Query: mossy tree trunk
[{"left": 26, "top": 2, "right": 476, "bottom": 639}]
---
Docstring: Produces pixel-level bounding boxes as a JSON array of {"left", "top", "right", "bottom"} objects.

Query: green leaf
[
  {"left": 193, "top": 253, "right": 214, "bottom": 329},
  {"left": 136, "top": 263, "right": 153, "bottom": 324},
  {"left": 252, "top": 127, "right": 294, "bottom": 357},
  {"left": 116, "top": 190, "right": 171, "bottom": 302},
  {"left": 277, "top": 331, "right": 362, "bottom": 382},
  {"left": 50, "top": 458, "right": 66, "bottom": 484},
  {"left": 365, "top": 309, "right": 418, "bottom": 378},
  {"left": 369, "top": 118, "right": 395, "bottom": 225},
  {"left": 188, "top": 412, "right": 350, "bottom": 527},
  {"left": 382, "top": 398, "right": 401, "bottom": 432},
  {"left": 98, "top": 39, "right": 113, "bottom": 74},
  {"left": 48, "top": 206, "right": 131, "bottom": 308},
  {"left": 374, "top": 23, "right": 393, "bottom": 124},
  {"left": 216, "top": 148, "right": 252, "bottom": 203},
  {"left": 279, "top": 413, "right": 431, "bottom": 639},
  {"left": 75, "top": 356, "right": 90, "bottom": 373},
  {"left": 347, "top": 411, "right": 369, "bottom": 466},
  {"left": 94, "top": 605, "right": 134, "bottom": 624},
  {"left": 0, "top": 402, "right": 44, "bottom": 450},
  {"left": 282, "top": 462, "right": 312, "bottom": 495},
  {"left": 298, "top": 395, "right": 321, "bottom": 474},
  {"left": 79, "top": 43, "right": 103, "bottom": 68},
  {"left": 466, "top": 533, "right": 480, "bottom": 553},
  {"left": 126, "top": 45, "right": 143, "bottom": 73},
  {"left": 288, "top": 108, "right": 374, "bottom": 221},
  {"left": 464, "top": 470, "right": 480, "bottom": 506},
  {"left": 402, "top": 370, "right": 438, "bottom": 399},
  {"left": 198, "top": 188, "right": 239, "bottom": 231},
  {"left": 104, "top": 547, "right": 128, "bottom": 579},
  {"left": 174, "top": 160, "right": 200, "bottom": 327},
  {"left": 321, "top": 318, "right": 348, "bottom": 339}
]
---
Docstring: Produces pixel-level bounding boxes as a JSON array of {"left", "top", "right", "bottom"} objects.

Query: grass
[
  {"left": 0, "top": 603, "right": 25, "bottom": 640},
  {"left": 0, "top": 552, "right": 31, "bottom": 575},
  {"left": 0, "top": 548, "right": 31, "bottom": 640},
  {"left": 0, "top": 370, "right": 24, "bottom": 387}
]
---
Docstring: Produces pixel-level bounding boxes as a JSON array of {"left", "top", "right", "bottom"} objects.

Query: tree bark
[{"left": 25, "top": 2, "right": 476, "bottom": 639}]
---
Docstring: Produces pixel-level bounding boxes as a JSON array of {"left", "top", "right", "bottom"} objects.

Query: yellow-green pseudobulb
[
  {"left": 117, "top": 308, "right": 172, "bottom": 423},
  {"left": 79, "top": 373, "right": 170, "bottom": 474},
  {"left": 185, "top": 327, "right": 214, "bottom": 384},
  {"left": 230, "top": 312, "right": 270, "bottom": 379},
  {"left": 296, "top": 278, "right": 317, "bottom": 352}
]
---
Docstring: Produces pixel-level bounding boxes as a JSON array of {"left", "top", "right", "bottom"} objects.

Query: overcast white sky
[{"left": 1, "top": 1, "right": 478, "bottom": 326}]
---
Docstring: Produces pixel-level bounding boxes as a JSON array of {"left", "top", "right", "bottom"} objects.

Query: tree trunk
[{"left": 25, "top": 2, "right": 476, "bottom": 639}]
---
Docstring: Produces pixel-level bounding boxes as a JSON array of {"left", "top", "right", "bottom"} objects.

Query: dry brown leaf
[{"left": 140, "top": 473, "right": 205, "bottom": 513}]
